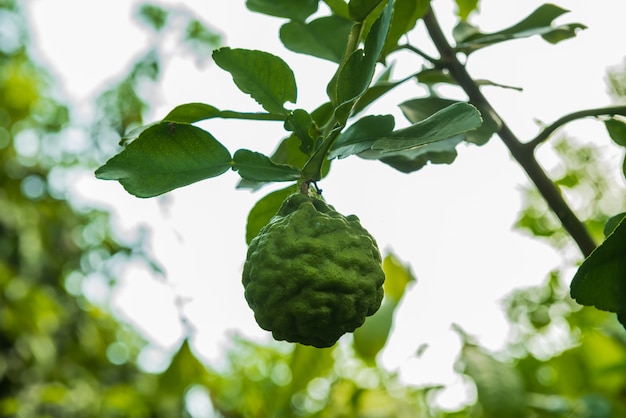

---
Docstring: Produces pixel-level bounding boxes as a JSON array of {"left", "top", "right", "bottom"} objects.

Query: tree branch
[
  {"left": 526, "top": 105, "right": 626, "bottom": 150},
  {"left": 397, "top": 44, "right": 440, "bottom": 65},
  {"left": 422, "top": 7, "right": 597, "bottom": 257}
]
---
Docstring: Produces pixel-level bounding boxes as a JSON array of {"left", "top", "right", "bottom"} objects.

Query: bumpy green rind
[{"left": 242, "top": 193, "right": 385, "bottom": 348}]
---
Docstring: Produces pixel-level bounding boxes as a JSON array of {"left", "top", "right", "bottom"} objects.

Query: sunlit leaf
[
  {"left": 454, "top": 4, "right": 586, "bottom": 54},
  {"left": 280, "top": 16, "right": 353, "bottom": 63},
  {"left": 382, "top": 252, "right": 416, "bottom": 302},
  {"left": 460, "top": 344, "right": 526, "bottom": 417},
  {"left": 158, "top": 339, "right": 208, "bottom": 395},
  {"left": 246, "top": 185, "right": 298, "bottom": 243},
  {"left": 353, "top": 252, "right": 415, "bottom": 363},
  {"left": 570, "top": 218, "right": 626, "bottom": 325},
  {"left": 213, "top": 48, "right": 297, "bottom": 115},
  {"left": 353, "top": 299, "right": 397, "bottom": 363},
  {"left": 95, "top": 122, "right": 232, "bottom": 198},
  {"left": 245, "top": 0, "right": 318, "bottom": 21},
  {"left": 232, "top": 149, "right": 301, "bottom": 182},
  {"left": 455, "top": 0, "right": 479, "bottom": 21}
]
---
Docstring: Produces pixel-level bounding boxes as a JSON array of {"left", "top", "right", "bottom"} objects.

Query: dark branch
[
  {"left": 422, "top": 6, "right": 597, "bottom": 257},
  {"left": 526, "top": 105, "right": 626, "bottom": 150}
]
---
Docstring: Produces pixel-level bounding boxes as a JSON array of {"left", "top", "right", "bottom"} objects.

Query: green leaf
[
  {"left": 280, "top": 16, "right": 354, "bottom": 63},
  {"left": 163, "top": 102, "right": 221, "bottom": 123},
  {"left": 213, "top": 48, "right": 297, "bottom": 115},
  {"left": 232, "top": 149, "right": 301, "bottom": 182},
  {"left": 371, "top": 135, "right": 463, "bottom": 173},
  {"left": 454, "top": 4, "right": 587, "bottom": 54},
  {"left": 455, "top": 0, "right": 479, "bottom": 21},
  {"left": 382, "top": 252, "right": 416, "bottom": 303},
  {"left": 349, "top": 0, "right": 385, "bottom": 22},
  {"left": 163, "top": 102, "right": 286, "bottom": 124},
  {"left": 353, "top": 299, "right": 397, "bottom": 364},
  {"left": 95, "top": 122, "right": 232, "bottom": 198},
  {"left": 400, "top": 97, "right": 497, "bottom": 145},
  {"left": 137, "top": 4, "right": 168, "bottom": 31},
  {"left": 284, "top": 109, "right": 318, "bottom": 155},
  {"left": 605, "top": 118, "right": 626, "bottom": 147},
  {"left": 460, "top": 344, "right": 526, "bottom": 418},
  {"left": 371, "top": 102, "right": 482, "bottom": 152},
  {"left": 301, "top": 127, "right": 342, "bottom": 181},
  {"left": 245, "top": 0, "right": 318, "bottom": 21},
  {"left": 330, "top": 0, "right": 394, "bottom": 120},
  {"left": 383, "top": 0, "right": 429, "bottom": 55},
  {"left": 329, "top": 114, "right": 395, "bottom": 159},
  {"left": 604, "top": 213, "right": 626, "bottom": 237},
  {"left": 246, "top": 185, "right": 298, "bottom": 243},
  {"left": 237, "top": 133, "right": 330, "bottom": 191},
  {"left": 323, "top": 0, "right": 350, "bottom": 19},
  {"left": 570, "top": 217, "right": 626, "bottom": 317},
  {"left": 158, "top": 339, "right": 208, "bottom": 395}
]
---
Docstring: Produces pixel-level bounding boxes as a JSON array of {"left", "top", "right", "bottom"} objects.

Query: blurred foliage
[
  {"left": 515, "top": 135, "right": 626, "bottom": 248},
  {"left": 0, "top": 1, "right": 219, "bottom": 416},
  {"left": 92, "top": 2, "right": 221, "bottom": 161},
  {"left": 4, "top": 0, "right": 626, "bottom": 417}
]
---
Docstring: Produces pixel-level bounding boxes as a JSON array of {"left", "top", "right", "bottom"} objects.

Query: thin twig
[
  {"left": 397, "top": 44, "right": 441, "bottom": 65},
  {"left": 526, "top": 105, "right": 626, "bottom": 150},
  {"left": 422, "top": 7, "right": 597, "bottom": 257}
]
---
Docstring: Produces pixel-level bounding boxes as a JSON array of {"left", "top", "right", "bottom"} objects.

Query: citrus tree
[
  {"left": 96, "top": 0, "right": 626, "bottom": 336},
  {"left": 11, "top": 0, "right": 626, "bottom": 416}
]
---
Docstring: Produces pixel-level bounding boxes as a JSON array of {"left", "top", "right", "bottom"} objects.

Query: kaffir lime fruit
[{"left": 242, "top": 192, "right": 385, "bottom": 348}]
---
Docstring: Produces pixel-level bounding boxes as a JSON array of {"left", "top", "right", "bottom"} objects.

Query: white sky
[{"left": 26, "top": 0, "right": 626, "bottom": 409}]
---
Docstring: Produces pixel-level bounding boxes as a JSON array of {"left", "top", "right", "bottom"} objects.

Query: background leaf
[
  {"left": 245, "top": 0, "right": 318, "bottom": 21},
  {"left": 246, "top": 185, "right": 298, "bottom": 243},
  {"left": 455, "top": 0, "right": 479, "bottom": 21},
  {"left": 232, "top": 149, "right": 301, "bottom": 182},
  {"left": 280, "top": 16, "right": 354, "bottom": 63},
  {"left": 460, "top": 343, "right": 526, "bottom": 417},
  {"left": 353, "top": 252, "right": 415, "bottom": 364},
  {"left": 213, "top": 48, "right": 297, "bottom": 115},
  {"left": 454, "top": 4, "right": 586, "bottom": 54},
  {"left": 95, "top": 122, "right": 232, "bottom": 197}
]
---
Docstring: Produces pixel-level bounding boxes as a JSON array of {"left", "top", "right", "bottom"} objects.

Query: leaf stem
[
  {"left": 526, "top": 105, "right": 626, "bottom": 150},
  {"left": 422, "top": 7, "right": 597, "bottom": 257}
]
